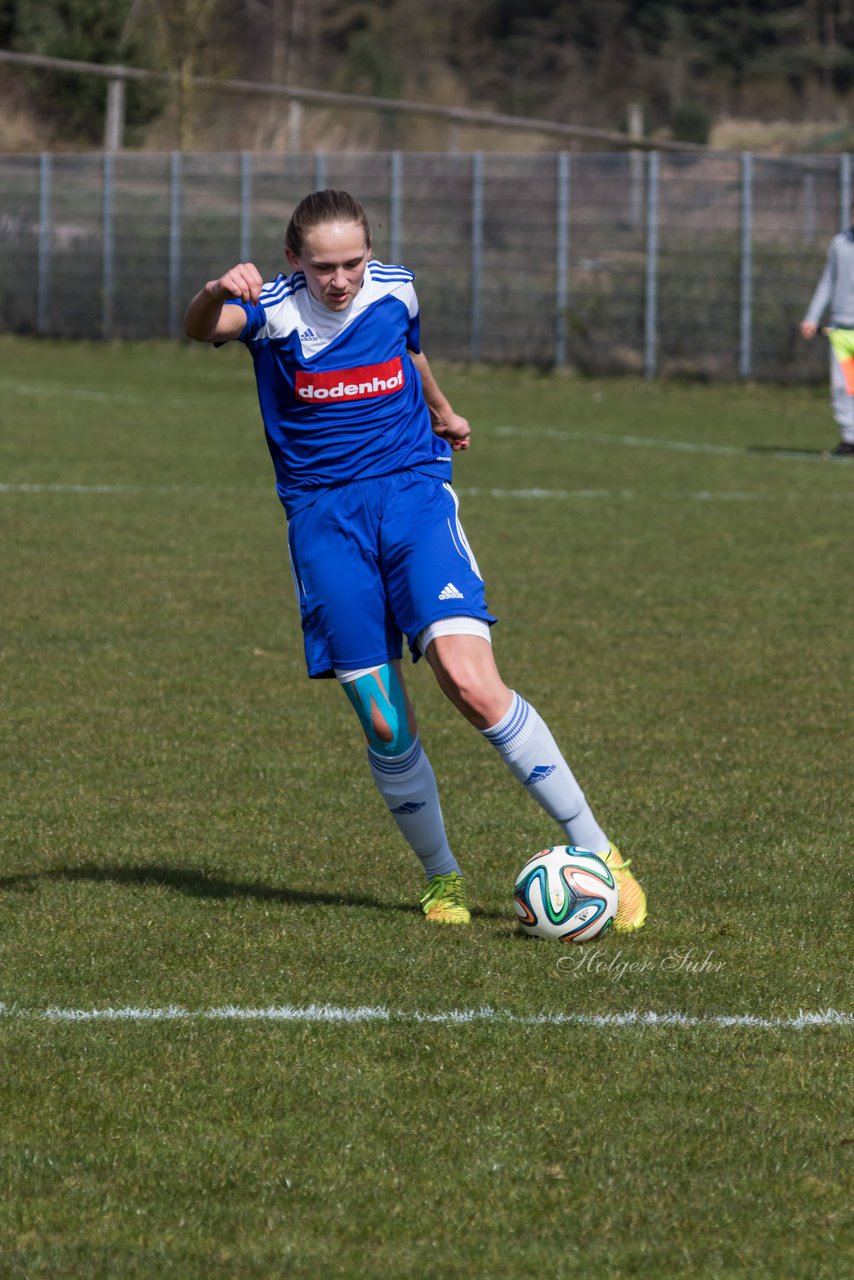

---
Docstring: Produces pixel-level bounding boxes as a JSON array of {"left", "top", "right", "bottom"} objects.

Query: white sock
[
  {"left": 367, "top": 738, "right": 460, "bottom": 879},
  {"left": 480, "top": 692, "right": 609, "bottom": 853}
]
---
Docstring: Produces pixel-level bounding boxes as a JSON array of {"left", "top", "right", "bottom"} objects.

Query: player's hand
[
  {"left": 800, "top": 320, "right": 817, "bottom": 340},
  {"left": 208, "top": 263, "right": 264, "bottom": 306},
  {"left": 432, "top": 412, "right": 471, "bottom": 452}
]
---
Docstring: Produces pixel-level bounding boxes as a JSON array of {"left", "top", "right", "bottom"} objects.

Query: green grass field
[{"left": 1, "top": 335, "right": 851, "bottom": 1278}]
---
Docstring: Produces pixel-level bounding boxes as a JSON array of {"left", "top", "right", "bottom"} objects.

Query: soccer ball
[{"left": 514, "top": 846, "right": 618, "bottom": 943}]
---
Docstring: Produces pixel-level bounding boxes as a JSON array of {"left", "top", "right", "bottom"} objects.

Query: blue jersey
[{"left": 229, "top": 261, "right": 452, "bottom": 515}]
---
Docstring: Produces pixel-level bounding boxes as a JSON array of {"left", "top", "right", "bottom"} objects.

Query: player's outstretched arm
[
  {"left": 410, "top": 349, "right": 470, "bottom": 452},
  {"left": 184, "top": 263, "right": 264, "bottom": 343}
]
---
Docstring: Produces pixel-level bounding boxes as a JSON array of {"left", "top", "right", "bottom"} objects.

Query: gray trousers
[{"left": 830, "top": 347, "right": 854, "bottom": 441}]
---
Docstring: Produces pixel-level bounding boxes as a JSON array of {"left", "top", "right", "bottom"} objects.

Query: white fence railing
[{"left": 0, "top": 49, "right": 706, "bottom": 156}]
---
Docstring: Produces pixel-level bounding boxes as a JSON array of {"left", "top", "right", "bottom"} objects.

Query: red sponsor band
[{"left": 295, "top": 358, "right": 405, "bottom": 402}]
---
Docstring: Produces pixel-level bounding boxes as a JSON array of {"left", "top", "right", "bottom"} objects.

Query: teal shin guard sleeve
[{"left": 341, "top": 663, "right": 415, "bottom": 757}]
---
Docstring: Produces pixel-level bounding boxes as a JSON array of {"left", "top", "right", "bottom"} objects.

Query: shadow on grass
[
  {"left": 746, "top": 444, "right": 829, "bottom": 458},
  {"left": 0, "top": 863, "right": 506, "bottom": 921}
]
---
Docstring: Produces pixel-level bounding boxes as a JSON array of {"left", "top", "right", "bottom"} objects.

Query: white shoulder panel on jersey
[
  {"left": 366, "top": 262, "right": 418, "bottom": 319},
  {"left": 252, "top": 262, "right": 419, "bottom": 351},
  {"left": 368, "top": 262, "right": 414, "bottom": 283},
  {"left": 260, "top": 272, "right": 305, "bottom": 305},
  {"left": 250, "top": 273, "right": 312, "bottom": 344}
]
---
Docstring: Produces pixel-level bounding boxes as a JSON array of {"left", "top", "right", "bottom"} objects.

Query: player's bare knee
[
  {"left": 440, "top": 665, "right": 482, "bottom": 714},
  {"left": 371, "top": 707, "right": 394, "bottom": 744},
  {"left": 433, "top": 658, "right": 504, "bottom": 726},
  {"left": 425, "top": 632, "right": 511, "bottom": 727}
]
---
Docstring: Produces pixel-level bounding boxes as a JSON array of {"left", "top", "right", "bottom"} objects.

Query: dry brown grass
[{"left": 710, "top": 115, "right": 854, "bottom": 154}]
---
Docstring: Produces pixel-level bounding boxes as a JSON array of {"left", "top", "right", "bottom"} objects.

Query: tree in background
[
  {"left": 132, "top": 0, "right": 233, "bottom": 149},
  {"left": 0, "top": 0, "right": 19, "bottom": 47},
  {"left": 241, "top": 0, "right": 310, "bottom": 87},
  {"left": 11, "top": 0, "right": 162, "bottom": 143},
  {"left": 468, "top": 0, "right": 640, "bottom": 119},
  {"left": 5, "top": 0, "right": 854, "bottom": 149},
  {"left": 630, "top": 0, "right": 854, "bottom": 123}
]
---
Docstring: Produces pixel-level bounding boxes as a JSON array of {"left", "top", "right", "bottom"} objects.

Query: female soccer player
[{"left": 184, "top": 189, "right": 646, "bottom": 930}]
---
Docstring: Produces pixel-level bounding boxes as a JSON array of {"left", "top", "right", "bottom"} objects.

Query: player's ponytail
[{"left": 285, "top": 190, "right": 372, "bottom": 256}]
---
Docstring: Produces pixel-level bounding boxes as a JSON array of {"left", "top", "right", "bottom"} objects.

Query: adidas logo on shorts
[{"left": 438, "top": 582, "right": 464, "bottom": 600}]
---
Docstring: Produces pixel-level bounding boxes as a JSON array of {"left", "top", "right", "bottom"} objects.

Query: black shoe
[{"left": 826, "top": 441, "right": 854, "bottom": 457}]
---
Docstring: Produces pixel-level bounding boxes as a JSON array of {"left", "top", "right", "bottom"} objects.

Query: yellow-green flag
[{"left": 826, "top": 328, "right": 854, "bottom": 394}]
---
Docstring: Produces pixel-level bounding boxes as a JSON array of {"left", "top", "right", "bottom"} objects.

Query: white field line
[
  {"left": 0, "top": 1003, "right": 849, "bottom": 1030},
  {"left": 0, "top": 378, "right": 229, "bottom": 408},
  {"left": 0, "top": 482, "right": 267, "bottom": 496},
  {"left": 462, "top": 487, "right": 777, "bottom": 503},
  {"left": 1, "top": 380, "right": 151, "bottom": 405},
  {"left": 493, "top": 424, "right": 831, "bottom": 462},
  {"left": 1, "top": 482, "right": 848, "bottom": 505},
  {"left": 0, "top": 375, "right": 834, "bottom": 462}
]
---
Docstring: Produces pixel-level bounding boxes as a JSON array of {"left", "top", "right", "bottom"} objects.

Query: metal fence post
[
  {"left": 102, "top": 151, "right": 114, "bottom": 338},
  {"left": 554, "top": 151, "right": 570, "bottom": 368},
  {"left": 839, "top": 153, "right": 852, "bottom": 232},
  {"left": 239, "top": 151, "right": 252, "bottom": 261},
  {"left": 288, "top": 99, "right": 302, "bottom": 153},
  {"left": 104, "top": 77, "right": 125, "bottom": 152},
  {"left": 803, "top": 171, "right": 816, "bottom": 244},
  {"left": 37, "top": 153, "right": 52, "bottom": 335},
  {"left": 739, "top": 151, "right": 753, "bottom": 380},
  {"left": 389, "top": 151, "right": 403, "bottom": 265},
  {"left": 470, "top": 152, "right": 484, "bottom": 362},
  {"left": 169, "top": 151, "right": 182, "bottom": 339},
  {"left": 14, "top": 144, "right": 852, "bottom": 370},
  {"left": 644, "top": 150, "right": 659, "bottom": 380}
]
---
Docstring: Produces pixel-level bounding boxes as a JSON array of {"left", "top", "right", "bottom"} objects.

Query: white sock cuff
[
  {"left": 367, "top": 738, "right": 423, "bottom": 783},
  {"left": 480, "top": 691, "right": 535, "bottom": 753}
]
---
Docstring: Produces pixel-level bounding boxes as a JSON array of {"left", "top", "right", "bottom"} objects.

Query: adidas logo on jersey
[
  {"left": 438, "top": 582, "right": 464, "bottom": 600},
  {"left": 523, "top": 764, "right": 556, "bottom": 786},
  {"left": 299, "top": 326, "right": 318, "bottom": 342}
]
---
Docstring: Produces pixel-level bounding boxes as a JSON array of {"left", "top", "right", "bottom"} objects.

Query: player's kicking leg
[
  {"left": 425, "top": 632, "right": 647, "bottom": 933},
  {"left": 336, "top": 661, "right": 470, "bottom": 924}
]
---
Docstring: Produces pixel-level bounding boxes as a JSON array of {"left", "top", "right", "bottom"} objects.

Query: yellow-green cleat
[
  {"left": 602, "top": 844, "right": 647, "bottom": 933},
  {"left": 420, "top": 872, "right": 471, "bottom": 925}
]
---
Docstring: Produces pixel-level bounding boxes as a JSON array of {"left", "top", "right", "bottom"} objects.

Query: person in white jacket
[{"left": 800, "top": 222, "right": 854, "bottom": 457}]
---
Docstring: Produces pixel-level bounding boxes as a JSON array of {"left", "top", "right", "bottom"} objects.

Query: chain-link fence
[{"left": 0, "top": 149, "right": 848, "bottom": 379}]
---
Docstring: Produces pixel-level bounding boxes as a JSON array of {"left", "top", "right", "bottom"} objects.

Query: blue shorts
[{"left": 286, "top": 470, "right": 496, "bottom": 678}]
